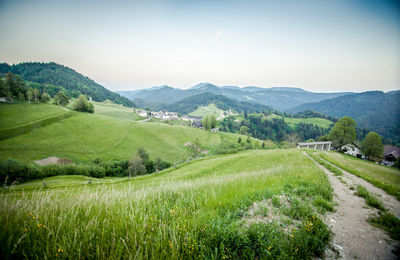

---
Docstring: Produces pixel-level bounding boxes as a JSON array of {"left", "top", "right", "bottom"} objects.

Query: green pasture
[{"left": 0, "top": 149, "right": 333, "bottom": 259}]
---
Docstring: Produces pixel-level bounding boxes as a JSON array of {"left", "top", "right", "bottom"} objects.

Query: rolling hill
[
  {"left": 0, "top": 62, "right": 134, "bottom": 107},
  {"left": 0, "top": 102, "right": 255, "bottom": 163},
  {"left": 117, "top": 83, "right": 351, "bottom": 111},
  {"left": 0, "top": 149, "right": 335, "bottom": 259},
  {"left": 288, "top": 91, "right": 400, "bottom": 144}
]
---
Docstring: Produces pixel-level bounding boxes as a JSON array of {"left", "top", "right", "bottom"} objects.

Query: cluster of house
[
  {"left": 216, "top": 109, "right": 235, "bottom": 120},
  {"left": 136, "top": 109, "right": 204, "bottom": 127},
  {"left": 297, "top": 141, "right": 399, "bottom": 167},
  {"left": 137, "top": 110, "right": 180, "bottom": 121}
]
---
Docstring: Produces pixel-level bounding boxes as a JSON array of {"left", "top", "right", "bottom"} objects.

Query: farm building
[
  {"left": 297, "top": 141, "right": 332, "bottom": 151},
  {"left": 382, "top": 145, "right": 400, "bottom": 166},
  {"left": 341, "top": 143, "right": 364, "bottom": 159}
]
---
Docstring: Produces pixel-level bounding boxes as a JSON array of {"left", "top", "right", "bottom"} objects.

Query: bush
[
  {"left": 0, "top": 159, "right": 41, "bottom": 185},
  {"left": 73, "top": 94, "right": 94, "bottom": 113}
]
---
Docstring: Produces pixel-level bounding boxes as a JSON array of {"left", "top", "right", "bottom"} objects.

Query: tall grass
[
  {"left": 319, "top": 152, "right": 400, "bottom": 200},
  {"left": 0, "top": 150, "right": 333, "bottom": 259}
]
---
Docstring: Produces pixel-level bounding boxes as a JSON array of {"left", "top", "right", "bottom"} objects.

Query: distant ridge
[
  {"left": 157, "top": 92, "right": 272, "bottom": 114},
  {"left": 117, "top": 83, "right": 351, "bottom": 111}
]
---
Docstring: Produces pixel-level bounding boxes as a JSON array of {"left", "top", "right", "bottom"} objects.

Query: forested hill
[
  {"left": 0, "top": 62, "right": 134, "bottom": 107},
  {"left": 155, "top": 92, "right": 272, "bottom": 114},
  {"left": 288, "top": 91, "right": 400, "bottom": 144}
]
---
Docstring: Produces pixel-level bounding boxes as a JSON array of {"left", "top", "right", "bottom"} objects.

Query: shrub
[
  {"left": 0, "top": 159, "right": 41, "bottom": 185},
  {"left": 73, "top": 95, "right": 94, "bottom": 113}
]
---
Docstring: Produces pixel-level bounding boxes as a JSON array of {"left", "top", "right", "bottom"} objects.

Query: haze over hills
[
  {"left": 117, "top": 83, "right": 351, "bottom": 111},
  {"left": 0, "top": 62, "right": 134, "bottom": 107},
  {"left": 155, "top": 92, "right": 272, "bottom": 114},
  {"left": 288, "top": 90, "right": 400, "bottom": 144}
]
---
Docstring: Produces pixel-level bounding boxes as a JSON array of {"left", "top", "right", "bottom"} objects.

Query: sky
[{"left": 0, "top": 0, "right": 399, "bottom": 92}]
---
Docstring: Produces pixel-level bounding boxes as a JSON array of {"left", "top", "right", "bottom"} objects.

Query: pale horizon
[{"left": 1, "top": 0, "right": 399, "bottom": 93}]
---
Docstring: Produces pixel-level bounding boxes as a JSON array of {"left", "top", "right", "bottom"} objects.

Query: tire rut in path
[{"left": 303, "top": 152, "right": 398, "bottom": 260}]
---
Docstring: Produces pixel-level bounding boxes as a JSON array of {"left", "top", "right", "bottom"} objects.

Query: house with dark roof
[{"left": 383, "top": 145, "right": 400, "bottom": 166}]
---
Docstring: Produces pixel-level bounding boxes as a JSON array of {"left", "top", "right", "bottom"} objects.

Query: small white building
[
  {"left": 297, "top": 141, "right": 332, "bottom": 151},
  {"left": 137, "top": 110, "right": 148, "bottom": 117},
  {"left": 342, "top": 144, "right": 364, "bottom": 159}
]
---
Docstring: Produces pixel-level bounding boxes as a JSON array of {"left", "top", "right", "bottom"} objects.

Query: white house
[
  {"left": 341, "top": 144, "right": 364, "bottom": 159},
  {"left": 137, "top": 110, "right": 148, "bottom": 117}
]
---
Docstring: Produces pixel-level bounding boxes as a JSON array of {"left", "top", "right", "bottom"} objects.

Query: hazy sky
[{"left": 0, "top": 0, "right": 399, "bottom": 92}]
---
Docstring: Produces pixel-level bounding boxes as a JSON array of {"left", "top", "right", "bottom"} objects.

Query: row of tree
[{"left": 127, "top": 148, "right": 171, "bottom": 178}]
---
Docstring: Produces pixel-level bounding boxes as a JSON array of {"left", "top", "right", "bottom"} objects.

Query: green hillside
[
  {"left": 269, "top": 114, "right": 333, "bottom": 129},
  {"left": 0, "top": 62, "right": 134, "bottom": 107},
  {"left": 160, "top": 92, "right": 272, "bottom": 114},
  {"left": 0, "top": 103, "right": 66, "bottom": 130},
  {"left": 189, "top": 103, "right": 223, "bottom": 117},
  {"left": 0, "top": 149, "right": 334, "bottom": 259},
  {"left": 0, "top": 103, "right": 251, "bottom": 163}
]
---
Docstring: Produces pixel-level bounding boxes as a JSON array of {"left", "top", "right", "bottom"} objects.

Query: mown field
[
  {"left": 189, "top": 104, "right": 223, "bottom": 118},
  {"left": 0, "top": 149, "right": 334, "bottom": 259},
  {"left": 312, "top": 151, "right": 400, "bottom": 200},
  {"left": 0, "top": 102, "right": 66, "bottom": 130},
  {"left": 284, "top": 117, "right": 333, "bottom": 129},
  {"left": 0, "top": 103, "right": 252, "bottom": 163}
]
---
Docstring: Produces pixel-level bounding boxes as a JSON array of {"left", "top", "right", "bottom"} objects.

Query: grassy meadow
[
  {"left": 284, "top": 117, "right": 333, "bottom": 129},
  {"left": 0, "top": 103, "right": 253, "bottom": 163},
  {"left": 189, "top": 104, "right": 223, "bottom": 118},
  {"left": 312, "top": 151, "right": 400, "bottom": 200},
  {"left": 0, "top": 102, "right": 67, "bottom": 130},
  {"left": 0, "top": 149, "right": 334, "bottom": 259}
]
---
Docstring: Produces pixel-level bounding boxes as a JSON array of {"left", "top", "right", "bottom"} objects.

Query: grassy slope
[
  {"left": 0, "top": 103, "right": 66, "bottom": 129},
  {"left": 284, "top": 117, "right": 333, "bottom": 129},
  {"left": 0, "top": 104, "right": 248, "bottom": 163},
  {"left": 92, "top": 101, "right": 143, "bottom": 121},
  {"left": 0, "top": 149, "right": 333, "bottom": 259},
  {"left": 315, "top": 151, "right": 400, "bottom": 199},
  {"left": 189, "top": 103, "right": 223, "bottom": 117}
]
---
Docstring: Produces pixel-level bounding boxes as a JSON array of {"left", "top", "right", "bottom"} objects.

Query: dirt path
[
  {"left": 303, "top": 152, "right": 398, "bottom": 260},
  {"left": 322, "top": 158, "right": 400, "bottom": 216}
]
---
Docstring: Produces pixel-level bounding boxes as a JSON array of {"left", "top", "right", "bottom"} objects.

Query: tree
[
  {"left": 41, "top": 92, "right": 50, "bottom": 103},
  {"left": 202, "top": 116, "right": 211, "bottom": 130},
  {"left": 6, "top": 72, "right": 25, "bottom": 97},
  {"left": 54, "top": 91, "right": 69, "bottom": 106},
  {"left": 72, "top": 94, "right": 94, "bottom": 113},
  {"left": 137, "top": 148, "right": 149, "bottom": 163},
  {"left": 32, "top": 88, "right": 40, "bottom": 102},
  {"left": 284, "top": 133, "right": 301, "bottom": 144},
  {"left": 186, "top": 138, "right": 203, "bottom": 158},
  {"left": 239, "top": 126, "right": 249, "bottom": 135},
  {"left": 210, "top": 114, "right": 217, "bottom": 129},
  {"left": 0, "top": 77, "right": 11, "bottom": 97},
  {"left": 127, "top": 156, "right": 146, "bottom": 179},
  {"left": 26, "top": 88, "right": 33, "bottom": 104},
  {"left": 361, "top": 132, "right": 383, "bottom": 159},
  {"left": 329, "top": 116, "right": 356, "bottom": 150}
]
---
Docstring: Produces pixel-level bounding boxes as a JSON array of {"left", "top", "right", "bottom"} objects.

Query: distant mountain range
[
  {"left": 155, "top": 92, "right": 272, "bottom": 115},
  {"left": 117, "top": 83, "right": 351, "bottom": 111},
  {"left": 288, "top": 91, "right": 400, "bottom": 144},
  {"left": 0, "top": 62, "right": 134, "bottom": 107}
]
